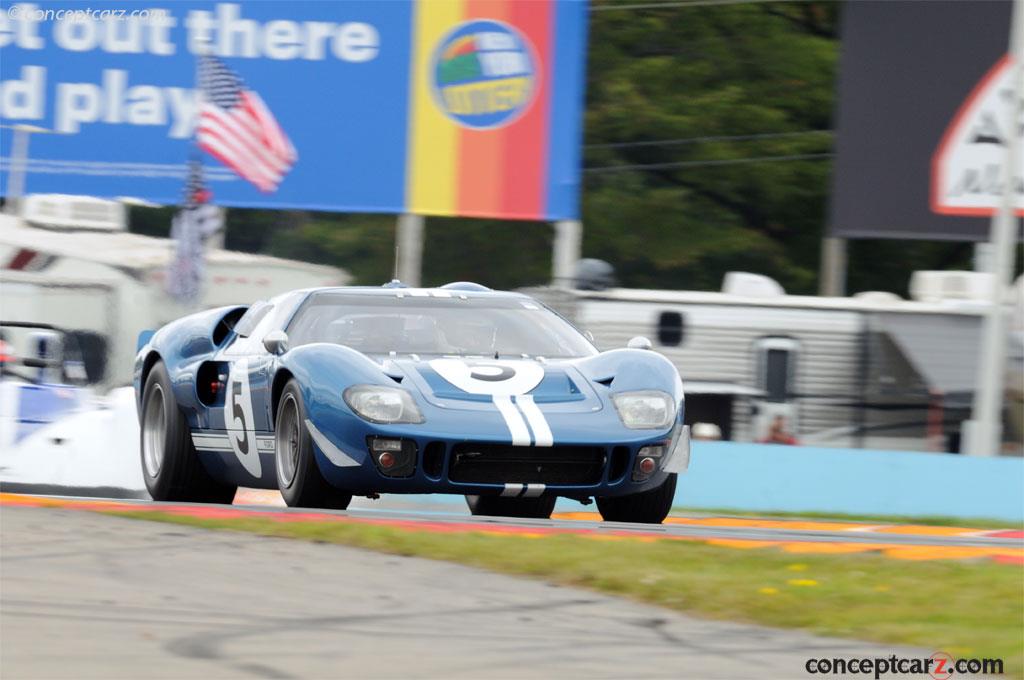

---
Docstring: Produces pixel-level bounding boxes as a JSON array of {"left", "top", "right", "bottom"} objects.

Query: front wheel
[
  {"left": 275, "top": 380, "right": 351, "bottom": 510},
  {"left": 465, "top": 494, "right": 556, "bottom": 519},
  {"left": 596, "top": 474, "right": 677, "bottom": 524}
]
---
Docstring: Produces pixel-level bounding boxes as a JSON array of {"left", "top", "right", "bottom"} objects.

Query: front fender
[
  {"left": 573, "top": 348, "right": 684, "bottom": 402},
  {"left": 277, "top": 344, "right": 403, "bottom": 470}
]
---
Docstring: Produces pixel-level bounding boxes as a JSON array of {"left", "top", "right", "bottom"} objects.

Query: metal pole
[
  {"left": 818, "top": 236, "right": 847, "bottom": 296},
  {"left": 5, "top": 126, "right": 31, "bottom": 216},
  {"left": 396, "top": 213, "right": 424, "bottom": 287},
  {"left": 552, "top": 219, "right": 582, "bottom": 288},
  {"left": 961, "top": 0, "right": 1024, "bottom": 456}
]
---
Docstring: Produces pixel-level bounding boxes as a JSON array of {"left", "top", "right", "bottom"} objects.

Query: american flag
[{"left": 197, "top": 55, "right": 297, "bottom": 193}]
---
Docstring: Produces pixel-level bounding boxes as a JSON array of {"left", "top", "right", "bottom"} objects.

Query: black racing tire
[
  {"left": 465, "top": 494, "right": 557, "bottom": 519},
  {"left": 596, "top": 473, "right": 677, "bottom": 524},
  {"left": 140, "top": 361, "right": 237, "bottom": 504},
  {"left": 275, "top": 380, "right": 352, "bottom": 510}
]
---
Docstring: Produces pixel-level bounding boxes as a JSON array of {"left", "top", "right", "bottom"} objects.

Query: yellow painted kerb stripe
[{"left": 406, "top": 0, "right": 464, "bottom": 215}]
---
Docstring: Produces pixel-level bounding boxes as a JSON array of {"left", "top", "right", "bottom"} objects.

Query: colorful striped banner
[{"left": 405, "top": 0, "right": 586, "bottom": 220}]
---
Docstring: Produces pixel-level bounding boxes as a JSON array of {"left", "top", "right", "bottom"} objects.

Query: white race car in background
[{"left": 0, "top": 322, "right": 144, "bottom": 496}]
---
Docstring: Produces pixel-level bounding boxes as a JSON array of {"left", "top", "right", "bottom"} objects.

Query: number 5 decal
[{"left": 224, "top": 358, "right": 261, "bottom": 477}]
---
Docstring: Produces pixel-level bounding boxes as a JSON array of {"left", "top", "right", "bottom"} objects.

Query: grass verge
[{"left": 112, "top": 510, "right": 1024, "bottom": 676}]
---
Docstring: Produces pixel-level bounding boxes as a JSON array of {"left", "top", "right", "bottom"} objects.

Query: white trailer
[
  {"left": 526, "top": 272, "right": 1023, "bottom": 454},
  {"left": 0, "top": 210, "right": 347, "bottom": 389}
]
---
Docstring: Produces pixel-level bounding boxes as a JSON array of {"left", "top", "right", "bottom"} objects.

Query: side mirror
[
  {"left": 263, "top": 330, "right": 289, "bottom": 356},
  {"left": 627, "top": 336, "right": 652, "bottom": 350}
]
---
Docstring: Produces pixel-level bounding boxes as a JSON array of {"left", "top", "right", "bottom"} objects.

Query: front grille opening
[
  {"left": 608, "top": 446, "right": 630, "bottom": 483},
  {"left": 448, "top": 443, "right": 606, "bottom": 485},
  {"left": 423, "top": 441, "right": 445, "bottom": 480}
]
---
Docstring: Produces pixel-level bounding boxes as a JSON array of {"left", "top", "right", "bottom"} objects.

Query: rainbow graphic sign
[
  {"left": 0, "top": 1, "right": 589, "bottom": 221},
  {"left": 408, "top": 1, "right": 587, "bottom": 220},
  {"left": 432, "top": 21, "right": 536, "bottom": 129}
]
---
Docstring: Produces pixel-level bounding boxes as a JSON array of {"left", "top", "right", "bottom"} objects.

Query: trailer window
[
  {"left": 764, "top": 349, "right": 790, "bottom": 402},
  {"left": 754, "top": 336, "right": 799, "bottom": 404},
  {"left": 657, "top": 311, "right": 684, "bottom": 346}
]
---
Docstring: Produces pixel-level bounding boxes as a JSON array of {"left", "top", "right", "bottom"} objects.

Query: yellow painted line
[
  {"left": 871, "top": 525, "right": 980, "bottom": 536},
  {"left": 557, "top": 511, "right": 861, "bottom": 531},
  {"left": 881, "top": 545, "right": 1024, "bottom": 561},
  {"left": 554, "top": 512, "right": 1001, "bottom": 537},
  {"left": 704, "top": 539, "right": 782, "bottom": 550},
  {"left": 553, "top": 512, "right": 604, "bottom": 521},
  {"left": 679, "top": 518, "right": 862, "bottom": 532}
]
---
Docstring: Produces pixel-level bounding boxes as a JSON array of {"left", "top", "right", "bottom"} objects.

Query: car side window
[
  {"left": 221, "top": 302, "right": 276, "bottom": 356},
  {"left": 235, "top": 302, "right": 272, "bottom": 338}
]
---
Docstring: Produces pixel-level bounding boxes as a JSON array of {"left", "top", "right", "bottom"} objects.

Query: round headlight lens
[
  {"left": 611, "top": 390, "right": 675, "bottom": 429},
  {"left": 343, "top": 385, "right": 424, "bottom": 424}
]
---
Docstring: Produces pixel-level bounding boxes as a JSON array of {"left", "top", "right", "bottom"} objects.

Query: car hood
[{"left": 389, "top": 357, "right": 604, "bottom": 414}]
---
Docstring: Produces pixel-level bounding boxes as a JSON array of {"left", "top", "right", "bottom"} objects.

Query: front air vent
[
  {"left": 448, "top": 443, "right": 606, "bottom": 485},
  {"left": 423, "top": 442, "right": 446, "bottom": 480},
  {"left": 608, "top": 446, "right": 630, "bottom": 483}
]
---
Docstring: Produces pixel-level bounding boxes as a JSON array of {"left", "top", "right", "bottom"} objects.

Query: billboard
[
  {"left": 0, "top": 1, "right": 588, "bottom": 220},
  {"left": 830, "top": 0, "right": 1023, "bottom": 241}
]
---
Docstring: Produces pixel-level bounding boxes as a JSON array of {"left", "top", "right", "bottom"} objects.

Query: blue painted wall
[
  {"left": 356, "top": 442, "right": 1024, "bottom": 522},
  {"left": 674, "top": 442, "right": 1024, "bottom": 522}
]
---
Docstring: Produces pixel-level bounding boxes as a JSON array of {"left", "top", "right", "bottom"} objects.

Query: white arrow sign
[{"left": 932, "top": 55, "right": 1024, "bottom": 216}]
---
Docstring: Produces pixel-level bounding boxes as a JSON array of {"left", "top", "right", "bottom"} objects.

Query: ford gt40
[{"left": 133, "top": 282, "right": 690, "bottom": 523}]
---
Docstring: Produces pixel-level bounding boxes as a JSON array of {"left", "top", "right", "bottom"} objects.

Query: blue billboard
[{"left": 0, "top": 1, "right": 588, "bottom": 219}]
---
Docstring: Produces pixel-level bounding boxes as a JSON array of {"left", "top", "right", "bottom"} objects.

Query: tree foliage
[{"left": 132, "top": 1, "right": 1014, "bottom": 296}]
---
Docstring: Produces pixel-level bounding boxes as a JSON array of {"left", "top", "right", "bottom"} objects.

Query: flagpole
[{"left": 191, "top": 35, "right": 206, "bottom": 192}]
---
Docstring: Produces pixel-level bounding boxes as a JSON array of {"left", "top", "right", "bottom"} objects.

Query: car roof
[{"left": 293, "top": 284, "right": 532, "bottom": 301}]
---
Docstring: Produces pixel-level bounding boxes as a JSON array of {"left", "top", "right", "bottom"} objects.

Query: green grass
[
  {"left": 111, "top": 510, "right": 1024, "bottom": 676},
  {"left": 671, "top": 507, "right": 1024, "bottom": 529}
]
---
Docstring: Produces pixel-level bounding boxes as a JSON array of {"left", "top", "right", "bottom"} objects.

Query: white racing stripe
[
  {"left": 192, "top": 432, "right": 275, "bottom": 454},
  {"left": 191, "top": 433, "right": 232, "bottom": 451},
  {"left": 501, "top": 483, "right": 524, "bottom": 497},
  {"left": 304, "top": 419, "right": 360, "bottom": 467},
  {"left": 493, "top": 395, "right": 531, "bottom": 446},
  {"left": 522, "top": 483, "right": 546, "bottom": 497},
  {"left": 501, "top": 483, "right": 546, "bottom": 497},
  {"left": 516, "top": 395, "right": 553, "bottom": 447}
]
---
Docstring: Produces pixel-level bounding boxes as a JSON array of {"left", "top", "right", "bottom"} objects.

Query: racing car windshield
[{"left": 286, "top": 293, "right": 597, "bottom": 359}]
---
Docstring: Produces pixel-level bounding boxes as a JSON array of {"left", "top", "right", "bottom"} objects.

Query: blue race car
[{"left": 133, "top": 282, "right": 690, "bottom": 523}]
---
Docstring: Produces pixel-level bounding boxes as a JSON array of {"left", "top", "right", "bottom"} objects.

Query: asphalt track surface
[{"left": 2, "top": 505, "right": 933, "bottom": 680}]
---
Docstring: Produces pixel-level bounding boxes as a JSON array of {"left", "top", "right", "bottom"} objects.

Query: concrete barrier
[{"left": 675, "top": 441, "right": 1024, "bottom": 522}]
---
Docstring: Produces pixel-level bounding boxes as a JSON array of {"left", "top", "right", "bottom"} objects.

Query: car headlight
[
  {"left": 343, "top": 385, "right": 424, "bottom": 424},
  {"left": 611, "top": 390, "right": 675, "bottom": 429}
]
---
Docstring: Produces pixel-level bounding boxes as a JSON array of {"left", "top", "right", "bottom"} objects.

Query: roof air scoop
[{"left": 440, "top": 282, "right": 491, "bottom": 292}]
